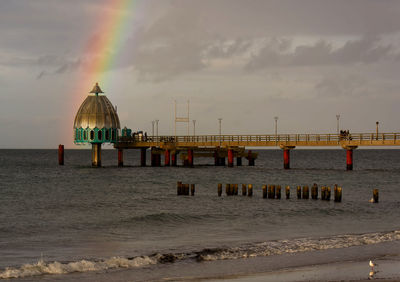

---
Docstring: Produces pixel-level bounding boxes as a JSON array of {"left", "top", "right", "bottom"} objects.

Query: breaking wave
[
  {"left": 195, "top": 229, "right": 400, "bottom": 261},
  {"left": 1, "top": 230, "right": 399, "bottom": 279}
]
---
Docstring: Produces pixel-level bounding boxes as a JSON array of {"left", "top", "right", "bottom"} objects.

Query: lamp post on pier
[
  {"left": 376, "top": 121, "right": 379, "bottom": 140},
  {"left": 193, "top": 120, "right": 196, "bottom": 137},
  {"left": 336, "top": 114, "right": 340, "bottom": 135},
  {"left": 218, "top": 118, "right": 222, "bottom": 146},
  {"left": 155, "top": 119, "right": 159, "bottom": 140},
  {"left": 274, "top": 116, "right": 278, "bottom": 145}
]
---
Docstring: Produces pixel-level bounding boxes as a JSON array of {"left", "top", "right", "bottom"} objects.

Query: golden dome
[{"left": 73, "top": 84, "right": 120, "bottom": 130}]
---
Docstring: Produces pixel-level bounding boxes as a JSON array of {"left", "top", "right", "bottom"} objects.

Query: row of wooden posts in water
[
  {"left": 177, "top": 182, "right": 196, "bottom": 196},
  {"left": 176, "top": 182, "right": 380, "bottom": 203},
  {"left": 218, "top": 183, "right": 344, "bottom": 202}
]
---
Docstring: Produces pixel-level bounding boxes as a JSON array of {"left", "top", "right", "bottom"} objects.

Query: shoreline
[
  {"left": 204, "top": 256, "right": 400, "bottom": 282},
  {"left": 12, "top": 240, "right": 399, "bottom": 282}
]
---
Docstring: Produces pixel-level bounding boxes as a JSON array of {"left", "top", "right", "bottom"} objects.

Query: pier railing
[{"left": 116, "top": 133, "right": 400, "bottom": 148}]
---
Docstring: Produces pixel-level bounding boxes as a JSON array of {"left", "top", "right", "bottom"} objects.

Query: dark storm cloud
[
  {"left": 3, "top": 0, "right": 400, "bottom": 80},
  {"left": 125, "top": 3, "right": 210, "bottom": 81},
  {"left": 119, "top": 0, "right": 400, "bottom": 80},
  {"left": 161, "top": 0, "right": 400, "bottom": 37},
  {"left": 245, "top": 35, "right": 396, "bottom": 71},
  {"left": 205, "top": 38, "right": 253, "bottom": 59}
]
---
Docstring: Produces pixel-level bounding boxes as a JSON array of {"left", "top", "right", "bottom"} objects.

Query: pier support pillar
[
  {"left": 346, "top": 149, "right": 353, "bottom": 170},
  {"left": 171, "top": 152, "right": 177, "bottom": 166},
  {"left": 151, "top": 148, "right": 157, "bottom": 167},
  {"left": 91, "top": 143, "right": 101, "bottom": 167},
  {"left": 140, "top": 148, "right": 147, "bottom": 167},
  {"left": 164, "top": 150, "right": 170, "bottom": 166},
  {"left": 283, "top": 149, "right": 290, "bottom": 169},
  {"left": 280, "top": 145, "right": 295, "bottom": 169},
  {"left": 58, "top": 144, "right": 64, "bottom": 165},
  {"left": 228, "top": 149, "right": 234, "bottom": 167},
  {"left": 118, "top": 149, "right": 123, "bottom": 167},
  {"left": 343, "top": 146, "right": 357, "bottom": 171},
  {"left": 236, "top": 157, "right": 242, "bottom": 166},
  {"left": 187, "top": 149, "right": 194, "bottom": 167},
  {"left": 248, "top": 150, "right": 255, "bottom": 166},
  {"left": 150, "top": 148, "right": 161, "bottom": 167},
  {"left": 214, "top": 151, "right": 225, "bottom": 166}
]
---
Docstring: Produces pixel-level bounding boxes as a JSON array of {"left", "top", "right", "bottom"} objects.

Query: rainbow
[
  {"left": 67, "top": 0, "right": 138, "bottom": 146},
  {"left": 83, "top": 0, "right": 136, "bottom": 88}
]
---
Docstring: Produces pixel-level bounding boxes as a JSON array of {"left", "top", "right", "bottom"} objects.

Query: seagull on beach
[
  {"left": 369, "top": 260, "right": 378, "bottom": 270},
  {"left": 368, "top": 260, "right": 379, "bottom": 279},
  {"left": 369, "top": 270, "right": 375, "bottom": 279}
]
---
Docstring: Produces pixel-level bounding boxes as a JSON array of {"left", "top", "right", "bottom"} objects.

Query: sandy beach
[{"left": 206, "top": 258, "right": 400, "bottom": 282}]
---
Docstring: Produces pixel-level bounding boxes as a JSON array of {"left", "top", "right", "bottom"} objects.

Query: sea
[{"left": 0, "top": 149, "right": 399, "bottom": 281}]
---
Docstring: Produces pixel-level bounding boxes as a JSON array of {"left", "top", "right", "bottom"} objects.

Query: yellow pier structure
[{"left": 114, "top": 132, "right": 400, "bottom": 170}]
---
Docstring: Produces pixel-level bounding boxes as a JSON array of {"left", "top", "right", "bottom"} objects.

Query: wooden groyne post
[
  {"left": 373, "top": 189, "right": 379, "bottom": 203},
  {"left": 248, "top": 184, "right": 253, "bottom": 196},
  {"left": 334, "top": 185, "right": 342, "bottom": 202},
  {"left": 297, "top": 186, "right": 301, "bottom": 199},
  {"left": 285, "top": 186, "right": 290, "bottom": 199}
]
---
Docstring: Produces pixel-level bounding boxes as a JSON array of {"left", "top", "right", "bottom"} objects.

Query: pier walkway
[
  {"left": 112, "top": 132, "right": 400, "bottom": 170},
  {"left": 115, "top": 132, "right": 400, "bottom": 149}
]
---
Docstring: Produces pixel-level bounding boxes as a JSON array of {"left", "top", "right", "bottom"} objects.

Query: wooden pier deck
[
  {"left": 115, "top": 133, "right": 400, "bottom": 149},
  {"left": 112, "top": 132, "right": 400, "bottom": 169}
]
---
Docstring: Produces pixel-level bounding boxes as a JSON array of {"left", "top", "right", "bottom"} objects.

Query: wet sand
[
  {"left": 14, "top": 240, "right": 400, "bottom": 281},
  {"left": 206, "top": 257, "right": 400, "bottom": 281}
]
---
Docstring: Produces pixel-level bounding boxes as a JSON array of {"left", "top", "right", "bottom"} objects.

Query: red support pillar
[
  {"left": 140, "top": 148, "right": 146, "bottom": 167},
  {"left": 346, "top": 149, "right": 353, "bottom": 170},
  {"left": 228, "top": 149, "right": 234, "bottom": 167},
  {"left": 118, "top": 149, "right": 123, "bottom": 167},
  {"left": 171, "top": 152, "right": 177, "bottom": 166},
  {"left": 58, "top": 144, "right": 64, "bottom": 165},
  {"left": 164, "top": 150, "right": 170, "bottom": 166},
  {"left": 187, "top": 149, "right": 194, "bottom": 167},
  {"left": 283, "top": 149, "right": 290, "bottom": 169}
]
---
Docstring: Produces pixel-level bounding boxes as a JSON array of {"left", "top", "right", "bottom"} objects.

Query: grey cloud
[
  {"left": 205, "top": 38, "right": 253, "bottom": 59},
  {"left": 53, "top": 59, "right": 81, "bottom": 74},
  {"left": 125, "top": 3, "right": 211, "bottom": 81},
  {"left": 315, "top": 74, "right": 368, "bottom": 98},
  {"left": 36, "top": 71, "right": 47, "bottom": 80},
  {"left": 246, "top": 35, "right": 395, "bottom": 71},
  {"left": 333, "top": 35, "right": 394, "bottom": 64},
  {"left": 133, "top": 42, "right": 207, "bottom": 82},
  {"left": 35, "top": 57, "right": 81, "bottom": 79}
]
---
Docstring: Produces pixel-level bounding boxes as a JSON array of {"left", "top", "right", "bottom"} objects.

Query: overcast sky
[{"left": 1, "top": 0, "right": 400, "bottom": 148}]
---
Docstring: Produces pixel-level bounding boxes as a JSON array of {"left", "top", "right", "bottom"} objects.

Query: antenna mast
[{"left": 174, "top": 100, "right": 190, "bottom": 137}]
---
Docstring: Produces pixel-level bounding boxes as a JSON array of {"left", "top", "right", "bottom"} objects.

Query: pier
[
  {"left": 72, "top": 83, "right": 400, "bottom": 169},
  {"left": 113, "top": 132, "right": 400, "bottom": 169}
]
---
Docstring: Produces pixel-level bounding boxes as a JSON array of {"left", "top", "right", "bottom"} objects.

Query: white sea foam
[
  {"left": 0, "top": 256, "right": 157, "bottom": 279},
  {"left": 196, "top": 230, "right": 400, "bottom": 261},
  {"left": 1, "top": 230, "right": 399, "bottom": 279}
]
